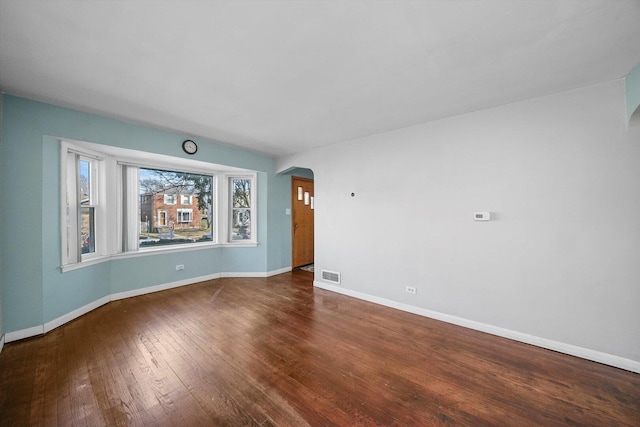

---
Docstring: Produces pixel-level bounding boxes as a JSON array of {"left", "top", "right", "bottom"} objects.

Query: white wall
[
  {"left": 0, "top": 92, "right": 3, "bottom": 352},
  {"left": 277, "top": 79, "right": 640, "bottom": 370}
]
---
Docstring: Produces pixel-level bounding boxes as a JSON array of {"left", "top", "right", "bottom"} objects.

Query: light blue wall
[
  {"left": 1, "top": 94, "right": 291, "bottom": 334},
  {"left": 266, "top": 172, "right": 294, "bottom": 271},
  {"left": 627, "top": 61, "right": 640, "bottom": 123},
  {"left": 2, "top": 96, "right": 44, "bottom": 333}
]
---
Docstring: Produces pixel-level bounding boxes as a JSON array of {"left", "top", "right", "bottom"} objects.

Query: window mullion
[{"left": 122, "top": 165, "right": 139, "bottom": 252}]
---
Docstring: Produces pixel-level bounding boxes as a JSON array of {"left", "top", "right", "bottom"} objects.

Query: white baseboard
[
  {"left": 314, "top": 280, "right": 640, "bottom": 374},
  {"left": 4, "top": 268, "right": 293, "bottom": 344},
  {"left": 44, "top": 296, "right": 111, "bottom": 334},
  {"left": 0, "top": 334, "right": 4, "bottom": 354},
  {"left": 267, "top": 266, "right": 292, "bottom": 277},
  {"left": 111, "top": 273, "right": 222, "bottom": 301},
  {"left": 221, "top": 266, "right": 292, "bottom": 278},
  {"left": 5, "top": 325, "right": 44, "bottom": 343},
  {"left": 221, "top": 271, "right": 268, "bottom": 278}
]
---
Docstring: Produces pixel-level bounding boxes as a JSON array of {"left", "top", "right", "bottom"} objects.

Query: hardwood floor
[{"left": 0, "top": 271, "right": 638, "bottom": 426}]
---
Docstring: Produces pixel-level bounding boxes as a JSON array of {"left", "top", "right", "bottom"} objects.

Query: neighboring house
[{"left": 140, "top": 192, "right": 207, "bottom": 232}]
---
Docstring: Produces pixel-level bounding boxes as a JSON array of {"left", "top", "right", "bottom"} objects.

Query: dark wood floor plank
[
  {"left": 129, "top": 283, "right": 297, "bottom": 425},
  {"left": 142, "top": 307, "right": 281, "bottom": 425},
  {"left": 1, "top": 271, "right": 639, "bottom": 426}
]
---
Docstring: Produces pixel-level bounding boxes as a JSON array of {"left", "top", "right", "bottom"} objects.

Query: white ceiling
[{"left": 1, "top": 1, "right": 640, "bottom": 157}]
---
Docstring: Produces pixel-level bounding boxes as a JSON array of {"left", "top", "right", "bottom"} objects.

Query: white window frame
[
  {"left": 180, "top": 194, "right": 192, "bottom": 205},
  {"left": 60, "top": 143, "right": 111, "bottom": 267},
  {"left": 60, "top": 139, "right": 258, "bottom": 272},
  {"left": 164, "top": 194, "right": 177, "bottom": 205}
]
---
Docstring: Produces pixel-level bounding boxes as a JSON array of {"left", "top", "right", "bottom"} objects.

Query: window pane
[
  {"left": 139, "top": 168, "right": 214, "bottom": 246},
  {"left": 79, "top": 159, "right": 91, "bottom": 204},
  {"left": 79, "top": 159, "right": 96, "bottom": 256},
  {"left": 231, "top": 209, "right": 251, "bottom": 240},
  {"left": 232, "top": 179, "right": 251, "bottom": 208},
  {"left": 81, "top": 206, "right": 95, "bottom": 254}
]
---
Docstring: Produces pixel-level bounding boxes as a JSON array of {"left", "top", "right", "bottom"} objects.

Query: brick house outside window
[{"left": 140, "top": 192, "right": 206, "bottom": 233}]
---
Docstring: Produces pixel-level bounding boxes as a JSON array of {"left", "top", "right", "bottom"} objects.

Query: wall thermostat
[{"left": 474, "top": 212, "right": 491, "bottom": 221}]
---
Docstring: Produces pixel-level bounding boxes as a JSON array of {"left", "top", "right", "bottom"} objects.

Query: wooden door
[{"left": 292, "top": 177, "right": 314, "bottom": 268}]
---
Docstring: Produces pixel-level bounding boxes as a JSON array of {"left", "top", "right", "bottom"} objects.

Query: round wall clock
[{"left": 182, "top": 139, "right": 198, "bottom": 155}]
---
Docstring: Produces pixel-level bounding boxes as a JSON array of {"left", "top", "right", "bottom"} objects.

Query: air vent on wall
[{"left": 321, "top": 270, "right": 341, "bottom": 284}]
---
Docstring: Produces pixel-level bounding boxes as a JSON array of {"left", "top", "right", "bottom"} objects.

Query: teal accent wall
[
  {"left": 2, "top": 96, "right": 44, "bottom": 333},
  {"left": 627, "top": 61, "right": 640, "bottom": 123},
  {"left": 1, "top": 94, "right": 291, "bottom": 334}
]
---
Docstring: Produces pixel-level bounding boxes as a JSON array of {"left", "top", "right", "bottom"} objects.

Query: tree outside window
[
  {"left": 79, "top": 159, "right": 96, "bottom": 255},
  {"left": 231, "top": 178, "right": 251, "bottom": 240}
]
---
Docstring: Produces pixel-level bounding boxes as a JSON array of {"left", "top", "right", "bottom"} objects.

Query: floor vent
[{"left": 321, "top": 270, "right": 341, "bottom": 284}]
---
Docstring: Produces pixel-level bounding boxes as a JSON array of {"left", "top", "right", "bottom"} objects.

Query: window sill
[
  {"left": 61, "top": 255, "right": 111, "bottom": 273},
  {"left": 60, "top": 241, "right": 258, "bottom": 272},
  {"left": 225, "top": 242, "right": 259, "bottom": 248}
]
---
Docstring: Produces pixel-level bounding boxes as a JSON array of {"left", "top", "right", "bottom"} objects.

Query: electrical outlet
[
  {"left": 176, "top": 264, "right": 185, "bottom": 271},
  {"left": 405, "top": 286, "right": 417, "bottom": 294}
]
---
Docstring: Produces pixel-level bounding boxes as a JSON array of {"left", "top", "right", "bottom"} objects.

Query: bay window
[{"left": 60, "top": 140, "right": 257, "bottom": 271}]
